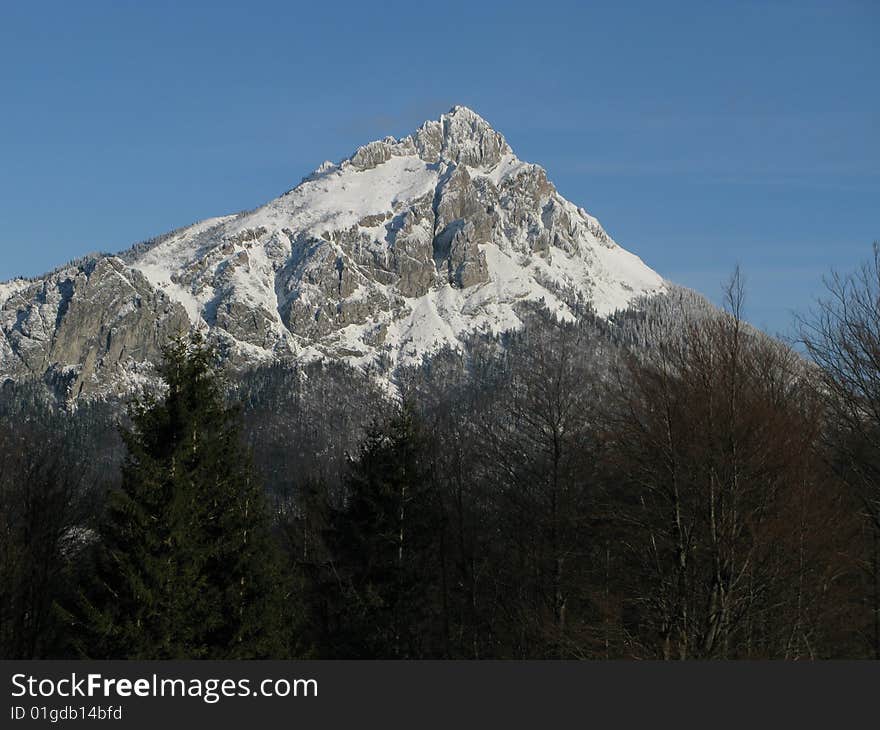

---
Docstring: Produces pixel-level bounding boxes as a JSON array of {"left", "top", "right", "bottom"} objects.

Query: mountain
[{"left": 0, "top": 106, "right": 666, "bottom": 399}]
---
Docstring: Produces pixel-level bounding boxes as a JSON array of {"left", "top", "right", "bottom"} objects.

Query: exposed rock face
[
  {"left": 0, "top": 257, "right": 189, "bottom": 398},
  {"left": 350, "top": 138, "right": 395, "bottom": 170},
  {"left": 414, "top": 106, "right": 511, "bottom": 167},
  {"left": 432, "top": 166, "right": 492, "bottom": 288},
  {"left": 388, "top": 193, "right": 436, "bottom": 297},
  {"left": 0, "top": 105, "right": 666, "bottom": 398}
]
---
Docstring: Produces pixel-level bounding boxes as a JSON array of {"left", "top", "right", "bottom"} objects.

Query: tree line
[{"left": 2, "top": 254, "right": 880, "bottom": 659}]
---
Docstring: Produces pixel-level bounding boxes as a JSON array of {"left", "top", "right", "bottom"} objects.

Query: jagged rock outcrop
[
  {"left": 0, "top": 257, "right": 189, "bottom": 398},
  {"left": 0, "top": 106, "right": 665, "bottom": 398}
]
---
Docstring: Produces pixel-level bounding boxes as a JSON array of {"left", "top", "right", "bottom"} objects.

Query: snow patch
[{"left": 0, "top": 279, "right": 30, "bottom": 309}]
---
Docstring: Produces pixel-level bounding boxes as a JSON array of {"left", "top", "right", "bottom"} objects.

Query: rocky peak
[
  {"left": 415, "top": 105, "right": 511, "bottom": 168},
  {"left": 349, "top": 105, "right": 512, "bottom": 172}
]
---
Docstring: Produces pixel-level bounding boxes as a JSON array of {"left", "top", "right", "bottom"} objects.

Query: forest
[{"left": 2, "top": 253, "right": 880, "bottom": 660}]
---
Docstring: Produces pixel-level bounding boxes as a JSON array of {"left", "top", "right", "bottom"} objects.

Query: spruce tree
[{"left": 77, "top": 334, "right": 288, "bottom": 658}]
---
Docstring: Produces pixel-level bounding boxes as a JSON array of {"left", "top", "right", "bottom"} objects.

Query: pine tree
[{"left": 76, "top": 334, "right": 289, "bottom": 658}]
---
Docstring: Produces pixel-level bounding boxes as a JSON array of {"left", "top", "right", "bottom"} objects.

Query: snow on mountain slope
[
  {"left": 0, "top": 279, "right": 30, "bottom": 309},
  {"left": 125, "top": 107, "right": 665, "bottom": 363},
  {"left": 0, "top": 106, "right": 666, "bottom": 397}
]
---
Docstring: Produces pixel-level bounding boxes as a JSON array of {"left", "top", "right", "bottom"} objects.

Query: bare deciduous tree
[{"left": 800, "top": 243, "right": 880, "bottom": 658}]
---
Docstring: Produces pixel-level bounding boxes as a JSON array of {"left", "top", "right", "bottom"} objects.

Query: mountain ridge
[{"left": 0, "top": 106, "right": 667, "bottom": 398}]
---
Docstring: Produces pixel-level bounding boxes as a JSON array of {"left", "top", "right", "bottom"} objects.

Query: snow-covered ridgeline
[{"left": 0, "top": 105, "right": 667, "bottom": 396}]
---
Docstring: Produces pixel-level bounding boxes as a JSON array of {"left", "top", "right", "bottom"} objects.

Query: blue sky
[{"left": 1, "top": 0, "right": 876, "bottom": 336}]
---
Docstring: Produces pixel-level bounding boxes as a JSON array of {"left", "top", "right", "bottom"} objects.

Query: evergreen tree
[
  {"left": 326, "top": 404, "right": 444, "bottom": 658},
  {"left": 75, "top": 334, "right": 289, "bottom": 658}
]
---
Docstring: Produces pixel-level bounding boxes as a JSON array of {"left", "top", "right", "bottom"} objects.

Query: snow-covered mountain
[{"left": 0, "top": 106, "right": 666, "bottom": 398}]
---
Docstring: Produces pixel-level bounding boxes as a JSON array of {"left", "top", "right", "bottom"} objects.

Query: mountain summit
[{"left": 0, "top": 106, "right": 665, "bottom": 398}]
